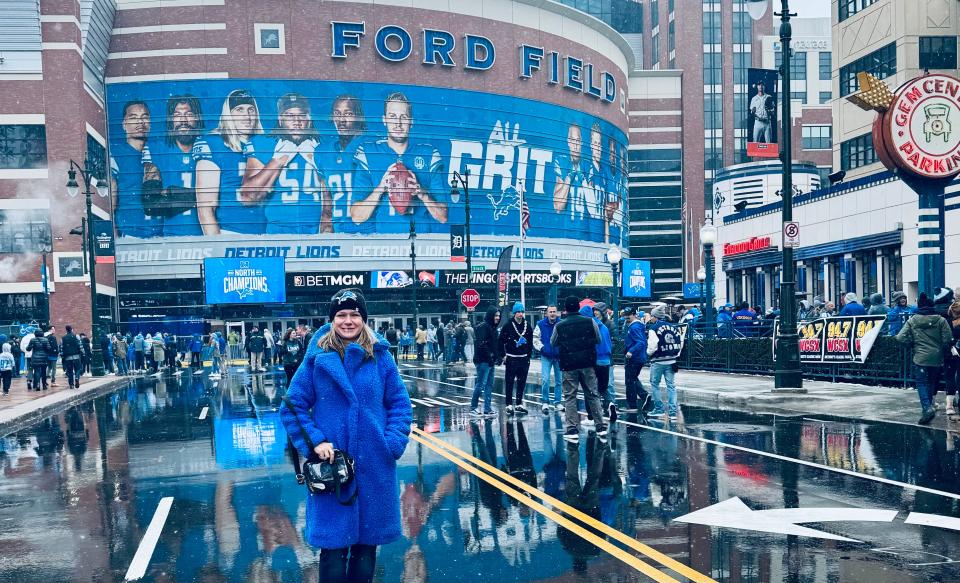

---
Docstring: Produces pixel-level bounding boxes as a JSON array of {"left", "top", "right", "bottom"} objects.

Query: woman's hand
[{"left": 314, "top": 442, "right": 335, "bottom": 462}]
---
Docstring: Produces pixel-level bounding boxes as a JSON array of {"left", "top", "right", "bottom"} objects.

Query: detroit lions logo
[{"left": 487, "top": 186, "right": 522, "bottom": 221}]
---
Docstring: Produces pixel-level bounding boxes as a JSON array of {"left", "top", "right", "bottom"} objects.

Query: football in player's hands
[
  {"left": 384, "top": 162, "right": 419, "bottom": 215},
  {"left": 273, "top": 139, "right": 298, "bottom": 160}
]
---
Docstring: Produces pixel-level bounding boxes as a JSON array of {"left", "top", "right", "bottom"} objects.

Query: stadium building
[{"left": 1, "top": 0, "right": 650, "bottom": 337}]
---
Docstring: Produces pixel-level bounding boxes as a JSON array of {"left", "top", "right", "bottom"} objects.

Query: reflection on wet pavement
[{"left": 2, "top": 361, "right": 960, "bottom": 582}]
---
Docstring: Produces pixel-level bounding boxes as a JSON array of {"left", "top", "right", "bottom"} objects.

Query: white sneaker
[
  {"left": 555, "top": 403, "right": 564, "bottom": 411},
  {"left": 505, "top": 405, "right": 514, "bottom": 415},
  {"left": 469, "top": 408, "right": 483, "bottom": 417},
  {"left": 542, "top": 404, "right": 551, "bottom": 414}
]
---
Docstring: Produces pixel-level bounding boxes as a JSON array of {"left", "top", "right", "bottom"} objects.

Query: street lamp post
[
  {"left": 409, "top": 219, "right": 418, "bottom": 332},
  {"left": 697, "top": 266, "right": 706, "bottom": 320},
  {"left": 449, "top": 170, "right": 472, "bottom": 278},
  {"left": 700, "top": 223, "right": 717, "bottom": 338},
  {"left": 549, "top": 260, "right": 562, "bottom": 307},
  {"left": 773, "top": 0, "right": 804, "bottom": 389},
  {"left": 607, "top": 245, "right": 622, "bottom": 325},
  {"left": 66, "top": 158, "right": 109, "bottom": 377}
]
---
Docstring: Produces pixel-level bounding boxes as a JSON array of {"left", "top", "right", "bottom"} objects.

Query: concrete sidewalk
[{"left": 435, "top": 359, "right": 939, "bottom": 430}]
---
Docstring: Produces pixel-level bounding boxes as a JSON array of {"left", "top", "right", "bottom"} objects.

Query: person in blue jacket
[
  {"left": 888, "top": 291, "right": 916, "bottom": 335},
  {"left": 189, "top": 333, "right": 203, "bottom": 369},
  {"left": 533, "top": 305, "right": 562, "bottom": 414},
  {"left": 716, "top": 304, "right": 734, "bottom": 338},
  {"left": 840, "top": 292, "right": 866, "bottom": 316},
  {"left": 581, "top": 305, "right": 616, "bottom": 426},
  {"left": 280, "top": 289, "right": 412, "bottom": 583},
  {"left": 732, "top": 302, "right": 759, "bottom": 337},
  {"left": 622, "top": 307, "right": 650, "bottom": 412}
]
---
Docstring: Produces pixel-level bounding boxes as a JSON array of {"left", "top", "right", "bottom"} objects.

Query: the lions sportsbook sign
[{"left": 880, "top": 74, "right": 960, "bottom": 179}]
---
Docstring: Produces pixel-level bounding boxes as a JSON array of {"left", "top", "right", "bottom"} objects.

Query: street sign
[
  {"left": 460, "top": 288, "right": 481, "bottom": 311},
  {"left": 471, "top": 265, "right": 486, "bottom": 272},
  {"left": 783, "top": 221, "right": 800, "bottom": 248}
]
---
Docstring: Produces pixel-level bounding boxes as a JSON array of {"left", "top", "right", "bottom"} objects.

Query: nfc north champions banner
[
  {"left": 106, "top": 79, "right": 628, "bottom": 250},
  {"left": 773, "top": 316, "right": 886, "bottom": 364}
]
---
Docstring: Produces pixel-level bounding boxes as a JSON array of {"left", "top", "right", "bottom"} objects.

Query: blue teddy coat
[{"left": 280, "top": 326, "right": 413, "bottom": 549}]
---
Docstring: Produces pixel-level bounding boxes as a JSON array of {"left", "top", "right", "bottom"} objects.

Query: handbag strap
[
  {"left": 283, "top": 397, "right": 318, "bottom": 453},
  {"left": 283, "top": 397, "right": 318, "bottom": 482}
]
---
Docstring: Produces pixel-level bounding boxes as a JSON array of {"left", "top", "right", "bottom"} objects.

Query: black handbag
[{"left": 282, "top": 398, "right": 357, "bottom": 505}]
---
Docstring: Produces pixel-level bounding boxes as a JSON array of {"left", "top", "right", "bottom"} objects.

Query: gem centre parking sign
[{"left": 205, "top": 257, "right": 286, "bottom": 304}]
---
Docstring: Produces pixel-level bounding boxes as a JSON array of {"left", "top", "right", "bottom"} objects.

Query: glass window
[
  {"left": 86, "top": 134, "right": 106, "bottom": 180},
  {"left": 819, "top": 52, "right": 831, "bottom": 80},
  {"left": 0, "top": 125, "right": 47, "bottom": 170},
  {"left": 819, "top": 91, "right": 832, "bottom": 104},
  {"left": 733, "top": 11, "right": 752, "bottom": 44},
  {"left": 651, "top": 33, "right": 660, "bottom": 66},
  {"left": 703, "top": 12, "right": 721, "bottom": 44},
  {"left": 839, "top": 0, "right": 879, "bottom": 23},
  {"left": 0, "top": 209, "right": 50, "bottom": 254},
  {"left": 704, "top": 94, "right": 722, "bottom": 130},
  {"left": 704, "top": 53, "right": 722, "bottom": 85},
  {"left": 734, "top": 93, "right": 748, "bottom": 129},
  {"left": 734, "top": 52, "right": 750, "bottom": 84},
  {"left": 919, "top": 36, "right": 958, "bottom": 70},
  {"left": 651, "top": 0, "right": 659, "bottom": 28},
  {"left": 668, "top": 20, "right": 675, "bottom": 52},
  {"left": 791, "top": 90, "right": 807, "bottom": 104},
  {"left": 840, "top": 133, "right": 878, "bottom": 170},
  {"left": 791, "top": 51, "right": 807, "bottom": 80},
  {"left": 840, "top": 42, "right": 896, "bottom": 96},
  {"left": 802, "top": 125, "right": 832, "bottom": 150}
]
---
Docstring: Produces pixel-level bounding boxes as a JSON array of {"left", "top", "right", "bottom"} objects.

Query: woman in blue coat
[{"left": 280, "top": 289, "right": 413, "bottom": 583}]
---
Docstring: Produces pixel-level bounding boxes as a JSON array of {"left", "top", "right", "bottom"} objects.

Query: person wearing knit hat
[
  {"left": 934, "top": 287, "right": 955, "bottom": 319},
  {"left": 280, "top": 288, "right": 412, "bottom": 578},
  {"left": 551, "top": 295, "right": 607, "bottom": 442},
  {"left": 499, "top": 302, "right": 533, "bottom": 414},
  {"left": 896, "top": 292, "right": 953, "bottom": 425},
  {"left": 0, "top": 342, "right": 13, "bottom": 394},
  {"left": 839, "top": 292, "right": 865, "bottom": 316}
]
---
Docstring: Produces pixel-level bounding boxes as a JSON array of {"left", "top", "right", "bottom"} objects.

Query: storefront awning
[{"left": 793, "top": 230, "right": 902, "bottom": 261}]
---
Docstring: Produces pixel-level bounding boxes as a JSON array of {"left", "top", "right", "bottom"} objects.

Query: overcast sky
[{"left": 793, "top": 0, "right": 831, "bottom": 18}]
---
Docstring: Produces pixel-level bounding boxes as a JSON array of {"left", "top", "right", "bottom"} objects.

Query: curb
[{"left": 0, "top": 375, "right": 133, "bottom": 437}]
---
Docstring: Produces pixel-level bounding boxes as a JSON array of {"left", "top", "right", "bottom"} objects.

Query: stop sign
[{"left": 460, "top": 288, "right": 481, "bottom": 310}]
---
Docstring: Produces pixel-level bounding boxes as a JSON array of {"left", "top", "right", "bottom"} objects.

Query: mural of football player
[
  {"left": 320, "top": 94, "right": 366, "bottom": 233},
  {"left": 606, "top": 136, "right": 626, "bottom": 247},
  {"left": 242, "top": 93, "right": 332, "bottom": 234},
  {"left": 351, "top": 92, "right": 448, "bottom": 233},
  {"left": 553, "top": 123, "right": 592, "bottom": 237},
  {"left": 111, "top": 100, "right": 162, "bottom": 238},
  {"left": 586, "top": 122, "right": 607, "bottom": 241},
  {"left": 154, "top": 94, "right": 205, "bottom": 236},
  {"left": 195, "top": 89, "right": 266, "bottom": 235}
]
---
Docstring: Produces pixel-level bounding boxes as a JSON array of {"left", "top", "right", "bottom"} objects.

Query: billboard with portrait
[
  {"left": 105, "top": 79, "right": 629, "bottom": 250},
  {"left": 746, "top": 68, "right": 779, "bottom": 158}
]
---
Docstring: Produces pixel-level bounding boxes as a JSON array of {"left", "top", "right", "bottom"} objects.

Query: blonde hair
[
  {"left": 318, "top": 325, "right": 378, "bottom": 360},
  {"left": 215, "top": 93, "right": 263, "bottom": 152}
]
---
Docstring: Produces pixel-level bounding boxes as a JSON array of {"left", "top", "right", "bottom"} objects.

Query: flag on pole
[{"left": 520, "top": 200, "right": 530, "bottom": 238}]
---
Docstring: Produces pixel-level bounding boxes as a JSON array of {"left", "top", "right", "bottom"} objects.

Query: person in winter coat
[
  {"left": 60, "top": 326, "right": 83, "bottom": 389},
  {"left": 732, "top": 302, "right": 759, "bottom": 337},
  {"left": 10, "top": 336, "right": 21, "bottom": 379},
  {"left": 934, "top": 287, "right": 955, "bottom": 319},
  {"left": 112, "top": 335, "right": 128, "bottom": 375},
  {"left": 551, "top": 295, "right": 606, "bottom": 442},
  {"left": 415, "top": 325, "right": 427, "bottom": 361},
  {"left": 583, "top": 305, "right": 615, "bottom": 426},
  {"left": 151, "top": 332, "right": 165, "bottom": 373},
  {"left": 840, "top": 292, "right": 866, "bottom": 316},
  {"left": 246, "top": 327, "right": 267, "bottom": 372},
  {"left": 20, "top": 329, "right": 35, "bottom": 388},
  {"left": 0, "top": 343, "right": 14, "bottom": 394},
  {"left": 797, "top": 300, "right": 815, "bottom": 322},
  {"left": 133, "top": 333, "right": 146, "bottom": 371},
  {"left": 399, "top": 328, "right": 413, "bottom": 360},
  {"left": 944, "top": 296, "right": 960, "bottom": 417},
  {"left": 622, "top": 307, "right": 650, "bottom": 413},
  {"left": 279, "top": 328, "right": 304, "bottom": 383},
  {"left": 888, "top": 291, "right": 916, "bottom": 336},
  {"left": 80, "top": 333, "right": 92, "bottom": 375},
  {"left": 716, "top": 304, "right": 734, "bottom": 338},
  {"left": 189, "top": 333, "right": 203, "bottom": 369},
  {"left": 45, "top": 327, "right": 59, "bottom": 386},
  {"left": 163, "top": 334, "right": 177, "bottom": 369},
  {"left": 442, "top": 323, "right": 454, "bottom": 362},
  {"left": 499, "top": 303, "right": 534, "bottom": 415},
  {"left": 470, "top": 307, "right": 501, "bottom": 417},
  {"left": 464, "top": 321, "right": 476, "bottom": 362},
  {"left": 593, "top": 302, "right": 617, "bottom": 411},
  {"left": 27, "top": 332, "right": 51, "bottom": 391},
  {"left": 426, "top": 325, "right": 438, "bottom": 361},
  {"left": 385, "top": 325, "right": 399, "bottom": 362},
  {"left": 279, "top": 289, "right": 412, "bottom": 583},
  {"left": 645, "top": 306, "right": 684, "bottom": 421},
  {"left": 263, "top": 328, "right": 275, "bottom": 366},
  {"left": 896, "top": 293, "right": 953, "bottom": 425},
  {"left": 867, "top": 293, "right": 889, "bottom": 317},
  {"left": 534, "top": 305, "right": 563, "bottom": 413}
]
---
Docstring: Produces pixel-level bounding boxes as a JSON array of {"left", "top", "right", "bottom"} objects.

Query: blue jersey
[
  {"left": 352, "top": 138, "right": 448, "bottom": 234},
  {"left": 553, "top": 154, "right": 594, "bottom": 239},
  {"left": 248, "top": 135, "right": 324, "bottom": 234},
  {"left": 192, "top": 134, "right": 265, "bottom": 234},
  {"left": 155, "top": 141, "right": 202, "bottom": 236},
  {"left": 606, "top": 164, "right": 627, "bottom": 248},
  {"left": 317, "top": 136, "right": 363, "bottom": 234},
  {"left": 110, "top": 141, "right": 162, "bottom": 238}
]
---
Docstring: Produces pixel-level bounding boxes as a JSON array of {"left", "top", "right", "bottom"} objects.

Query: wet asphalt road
[{"left": 3, "top": 361, "right": 960, "bottom": 582}]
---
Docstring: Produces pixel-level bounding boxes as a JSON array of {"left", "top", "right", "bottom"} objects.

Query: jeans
[
  {"left": 318, "top": 544, "right": 377, "bottom": 583},
  {"left": 64, "top": 356, "right": 81, "bottom": 387},
  {"left": 48, "top": 358, "right": 58, "bottom": 381},
  {"left": 471, "top": 362, "right": 495, "bottom": 412},
  {"left": 916, "top": 364, "right": 943, "bottom": 413},
  {"left": 33, "top": 364, "right": 48, "bottom": 389},
  {"left": 416, "top": 343, "right": 425, "bottom": 360},
  {"left": 562, "top": 367, "right": 605, "bottom": 433},
  {"left": 648, "top": 361, "right": 678, "bottom": 416},
  {"left": 251, "top": 351, "right": 263, "bottom": 369},
  {"left": 115, "top": 355, "right": 128, "bottom": 375},
  {"left": 504, "top": 356, "right": 530, "bottom": 405},
  {"left": 595, "top": 363, "right": 613, "bottom": 406},
  {"left": 443, "top": 341, "right": 453, "bottom": 362},
  {"left": 135, "top": 351, "right": 145, "bottom": 370},
  {"left": 540, "top": 356, "right": 562, "bottom": 405},
  {"left": 1, "top": 370, "right": 11, "bottom": 393},
  {"left": 624, "top": 360, "right": 647, "bottom": 409},
  {"left": 191, "top": 351, "right": 201, "bottom": 368}
]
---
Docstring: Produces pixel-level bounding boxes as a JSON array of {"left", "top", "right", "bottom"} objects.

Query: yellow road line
[
  {"left": 413, "top": 427, "right": 716, "bottom": 583},
  {"left": 409, "top": 433, "right": 680, "bottom": 583}
]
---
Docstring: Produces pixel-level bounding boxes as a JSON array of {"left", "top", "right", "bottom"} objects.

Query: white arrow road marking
[
  {"left": 198, "top": 407, "right": 208, "bottom": 420},
  {"left": 674, "top": 497, "right": 898, "bottom": 542},
  {"left": 125, "top": 497, "right": 174, "bottom": 580},
  {"left": 905, "top": 512, "right": 960, "bottom": 532}
]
